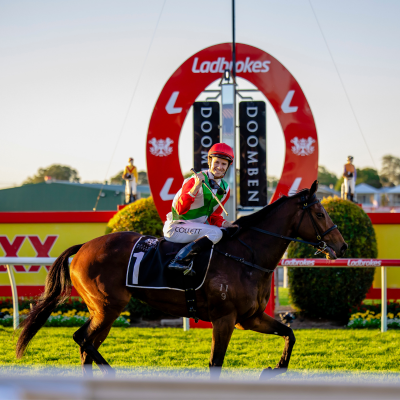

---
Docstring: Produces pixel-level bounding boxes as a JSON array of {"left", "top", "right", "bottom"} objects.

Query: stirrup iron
[{"left": 183, "top": 261, "right": 195, "bottom": 276}]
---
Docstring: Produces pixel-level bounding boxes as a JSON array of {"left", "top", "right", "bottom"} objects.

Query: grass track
[{"left": 1, "top": 327, "right": 400, "bottom": 373}]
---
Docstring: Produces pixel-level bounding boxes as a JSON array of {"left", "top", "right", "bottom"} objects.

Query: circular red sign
[{"left": 146, "top": 43, "right": 318, "bottom": 220}]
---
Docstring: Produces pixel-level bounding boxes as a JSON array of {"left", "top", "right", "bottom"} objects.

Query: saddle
[{"left": 126, "top": 236, "right": 213, "bottom": 292}]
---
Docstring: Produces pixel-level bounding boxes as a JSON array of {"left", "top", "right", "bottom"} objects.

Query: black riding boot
[{"left": 168, "top": 236, "right": 213, "bottom": 272}]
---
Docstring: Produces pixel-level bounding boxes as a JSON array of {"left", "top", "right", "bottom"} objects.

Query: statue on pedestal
[{"left": 122, "top": 157, "right": 138, "bottom": 204}]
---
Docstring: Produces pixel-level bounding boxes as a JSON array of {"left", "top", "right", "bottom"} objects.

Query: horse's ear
[{"left": 310, "top": 180, "right": 319, "bottom": 197}]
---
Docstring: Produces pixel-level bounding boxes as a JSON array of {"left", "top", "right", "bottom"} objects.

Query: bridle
[
  {"left": 215, "top": 192, "right": 338, "bottom": 274},
  {"left": 249, "top": 194, "right": 338, "bottom": 256}
]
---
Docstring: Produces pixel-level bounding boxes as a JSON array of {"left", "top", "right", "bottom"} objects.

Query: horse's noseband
[{"left": 295, "top": 195, "right": 338, "bottom": 254}]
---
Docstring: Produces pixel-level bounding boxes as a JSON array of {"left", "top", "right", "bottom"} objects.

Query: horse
[{"left": 16, "top": 181, "right": 347, "bottom": 379}]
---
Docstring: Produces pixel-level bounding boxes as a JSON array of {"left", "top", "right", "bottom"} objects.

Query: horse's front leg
[
  {"left": 238, "top": 312, "right": 296, "bottom": 380},
  {"left": 209, "top": 313, "right": 236, "bottom": 380}
]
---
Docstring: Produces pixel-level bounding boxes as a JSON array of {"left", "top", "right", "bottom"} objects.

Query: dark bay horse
[{"left": 16, "top": 181, "right": 347, "bottom": 379}]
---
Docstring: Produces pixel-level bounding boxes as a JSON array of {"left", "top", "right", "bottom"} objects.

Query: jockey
[{"left": 164, "top": 143, "right": 238, "bottom": 272}]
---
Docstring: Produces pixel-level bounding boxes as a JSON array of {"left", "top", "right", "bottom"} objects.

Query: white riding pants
[
  {"left": 163, "top": 221, "right": 223, "bottom": 244},
  {"left": 125, "top": 179, "right": 137, "bottom": 203},
  {"left": 344, "top": 177, "right": 355, "bottom": 195}
]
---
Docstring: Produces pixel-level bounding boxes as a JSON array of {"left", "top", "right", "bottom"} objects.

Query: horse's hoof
[
  {"left": 82, "top": 366, "right": 93, "bottom": 378},
  {"left": 101, "top": 366, "right": 116, "bottom": 378},
  {"left": 259, "top": 367, "right": 286, "bottom": 380}
]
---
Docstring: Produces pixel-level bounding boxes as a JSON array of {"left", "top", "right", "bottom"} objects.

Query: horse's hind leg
[
  {"left": 77, "top": 320, "right": 94, "bottom": 376},
  {"left": 209, "top": 314, "right": 236, "bottom": 380},
  {"left": 73, "top": 307, "right": 123, "bottom": 377},
  {"left": 238, "top": 312, "right": 296, "bottom": 380}
]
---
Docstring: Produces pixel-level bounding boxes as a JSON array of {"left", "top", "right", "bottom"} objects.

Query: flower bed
[
  {"left": 0, "top": 308, "right": 130, "bottom": 328},
  {"left": 348, "top": 308, "right": 400, "bottom": 329}
]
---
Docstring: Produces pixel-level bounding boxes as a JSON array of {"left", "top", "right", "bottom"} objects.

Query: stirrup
[
  {"left": 183, "top": 261, "right": 196, "bottom": 276},
  {"left": 169, "top": 259, "right": 194, "bottom": 272}
]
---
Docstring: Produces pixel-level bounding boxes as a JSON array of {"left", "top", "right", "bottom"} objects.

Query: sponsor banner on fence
[
  {"left": 279, "top": 259, "right": 393, "bottom": 267},
  {"left": 0, "top": 212, "right": 113, "bottom": 296},
  {"left": 193, "top": 102, "right": 220, "bottom": 172},
  {"left": 239, "top": 101, "right": 267, "bottom": 207}
]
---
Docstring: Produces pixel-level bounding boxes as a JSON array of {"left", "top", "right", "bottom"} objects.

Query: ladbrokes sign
[
  {"left": 191, "top": 57, "right": 271, "bottom": 74},
  {"left": 146, "top": 43, "right": 319, "bottom": 221}
]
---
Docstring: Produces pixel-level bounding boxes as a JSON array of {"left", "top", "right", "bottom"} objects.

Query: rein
[
  {"left": 214, "top": 248, "right": 274, "bottom": 274},
  {"left": 218, "top": 193, "right": 338, "bottom": 273},
  {"left": 249, "top": 196, "right": 338, "bottom": 256}
]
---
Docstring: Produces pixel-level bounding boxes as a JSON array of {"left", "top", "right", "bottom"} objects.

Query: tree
[
  {"left": 318, "top": 166, "right": 338, "bottom": 187},
  {"left": 110, "top": 170, "right": 124, "bottom": 185},
  {"left": 334, "top": 167, "right": 382, "bottom": 191},
  {"left": 110, "top": 170, "right": 148, "bottom": 185},
  {"left": 267, "top": 176, "right": 279, "bottom": 188},
  {"left": 381, "top": 155, "right": 400, "bottom": 187},
  {"left": 138, "top": 171, "right": 148, "bottom": 185},
  {"left": 23, "top": 164, "right": 80, "bottom": 184},
  {"left": 356, "top": 168, "right": 381, "bottom": 188}
]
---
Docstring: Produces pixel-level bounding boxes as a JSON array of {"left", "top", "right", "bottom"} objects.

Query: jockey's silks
[
  {"left": 169, "top": 171, "right": 230, "bottom": 227},
  {"left": 124, "top": 165, "right": 138, "bottom": 181}
]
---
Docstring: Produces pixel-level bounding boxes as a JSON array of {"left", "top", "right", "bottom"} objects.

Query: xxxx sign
[{"left": 146, "top": 43, "right": 318, "bottom": 220}]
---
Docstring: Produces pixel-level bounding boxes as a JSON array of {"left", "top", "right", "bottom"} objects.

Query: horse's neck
[{"left": 254, "top": 200, "right": 298, "bottom": 270}]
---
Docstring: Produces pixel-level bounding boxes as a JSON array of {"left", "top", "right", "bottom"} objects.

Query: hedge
[
  {"left": 106, "top": 196, "right": 163, "bottom": 236},
  {"left": 288, "top": 197, "right": 377, "bottom": 320},
  {"left": 106, "top": 197, "right": 170, "bottom": 320}
]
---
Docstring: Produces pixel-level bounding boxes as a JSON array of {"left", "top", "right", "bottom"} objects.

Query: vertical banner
[
  {"left": 193, "top": 102, "right": 220, "bottom": 172},
  {"left": 239, "top": 101, "right": 267, "bottom": 207}
]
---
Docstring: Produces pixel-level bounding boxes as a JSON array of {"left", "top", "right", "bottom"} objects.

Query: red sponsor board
[{"left": 146, "top": 43, "right": 318, "bottom": 221}]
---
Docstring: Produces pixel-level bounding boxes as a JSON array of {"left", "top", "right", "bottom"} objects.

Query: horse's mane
[{"left": 235, "top": 189, "right": 310, "bottom": 229}]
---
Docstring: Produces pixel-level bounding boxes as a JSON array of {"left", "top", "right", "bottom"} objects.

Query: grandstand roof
[{"left": 0, "top": 181, "right": 150, "bottom": 211}]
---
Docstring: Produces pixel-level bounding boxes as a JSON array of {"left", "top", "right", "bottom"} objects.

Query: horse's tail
[{"left": 16, "top": 244, "right": 83, "bottom": 359}]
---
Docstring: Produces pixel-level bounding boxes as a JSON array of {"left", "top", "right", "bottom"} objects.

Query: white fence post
[
  {"left": 6, "top": 265, "right": 19, "bottom": 330},
  {"left": 381, "top": 266, "right": 387, "bottom": 333},
  {"left": 275, "top": 270, "right": 279, "bottom": 307},
  {"left": 283, "top": 266, "right": 288, "bottom": 288},
  {"left": 183, "top": 318, "right": 190, "bottom": 331}
]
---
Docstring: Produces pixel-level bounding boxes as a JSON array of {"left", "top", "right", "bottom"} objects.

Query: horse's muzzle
[{"left": 339, "top": 243, "right": 348, "bottom": 257}]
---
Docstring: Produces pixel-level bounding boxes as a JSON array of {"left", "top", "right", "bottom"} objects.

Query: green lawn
[
  {"left": 277, "top": 287, "right": 290, "bottom": 306},
  {"left": 1, "top": 327, "right": 400, "bottom": 374}
]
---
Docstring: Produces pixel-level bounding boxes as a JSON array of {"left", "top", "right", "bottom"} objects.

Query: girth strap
[{"left": 183, "top": 265, "right": 199, "bottom": 323}]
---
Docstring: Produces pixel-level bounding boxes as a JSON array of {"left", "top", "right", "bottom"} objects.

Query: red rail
[{"left": 278, "top": 259, "right": 400, "bottom": 267}]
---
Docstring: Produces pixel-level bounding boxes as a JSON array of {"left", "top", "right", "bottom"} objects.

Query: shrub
[
  {"left": 106, "top": 196, "right": 167, "bottom": 320},
  {"left": 288, "top": 197, "right": 378, "bottom": 320},
  {"left": 105, "top": 196, "right": 163, "bottom": 236}
]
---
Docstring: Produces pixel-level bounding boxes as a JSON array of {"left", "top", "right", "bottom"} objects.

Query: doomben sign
[{"left": 146, "top": 43, "right": 318, "bottom": 221}]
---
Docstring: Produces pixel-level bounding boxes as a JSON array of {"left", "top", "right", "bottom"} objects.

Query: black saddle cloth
[{"left": 126, "top": 236, "right": 213, "bottom": 291}]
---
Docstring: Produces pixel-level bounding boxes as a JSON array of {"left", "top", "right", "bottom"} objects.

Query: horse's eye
[{"left": 316, "top": 213, "right": 324, "bottom": 218}]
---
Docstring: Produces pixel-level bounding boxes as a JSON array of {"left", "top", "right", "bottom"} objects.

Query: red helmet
[{"left": 208, "top": 143, "right": 234, "bottom": 164}]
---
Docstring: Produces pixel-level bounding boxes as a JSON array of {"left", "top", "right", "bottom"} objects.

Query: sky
[{"left": 1, "top": 0, "right": 400, "bottom": 189}]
